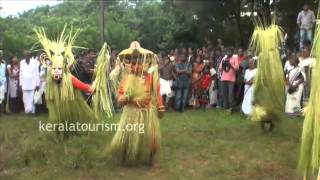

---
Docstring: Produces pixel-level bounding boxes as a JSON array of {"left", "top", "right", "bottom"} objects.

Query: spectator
[
  {"left": 284, "top": 52, "right": 295, "bottom": 77},
  {"left": 241, "top": 57, "right": 257, "bottom": 115},
  {"left": 0, "top": 51, "right": 6, "bottom": 112},
  {"left": 190, "top": 56, "right": 204, "bottom": 108},
  {"left": 78, "top": 49, "right": 96, "bottom": 84},
  {"left": 197, "top": 49, "right": 203, "bottom": 59},
  {"left": 235, "top": 49, "right": 246, "bottom": 106},
  {"left": 187, "top": 47, "right": 194, "bottom": 63},
  {"left": 19, "top": 51, "right": 40, "bottom": 115},
  {"left": 219, "top": 48, "right": 239, "bottom": 112},
  {"left": 34, "top": 53, "right": 47, "bottom": 112},
  {"left": 237, "top": 48, "right": 245, "bottom": 64},
  {"left": 174, "top": 53, "right": 192, "bottom": 112},
  {"left": 77, "top": 49, "right": 96, "bottom": 103},
  {"left": 217, "top": 38, "right": 224, "bottom": 49},
  {"left": 198, "top": 65, "right": 212, "bottom": 109},
  {"left": 159, "top": 53, "right": 175, "bottom": 109},
  {"left": 298, "top": 46, "right": 315, "bottom": 105},
  {"left": 208, "top": 63, "right": 217, "bottom": 107},
  {"left": 7, "top": 55, "right": 22, "bottom": 113},
  {"left": 182, "top": 48, "right": 187, "bottom": 55},
  {"left": 285, "top": 54, "right": 305, "bottom": 116},
  {"left": 203, "top": 53, "right": 210, "bottom": 65},
  {"left": 215, "top": 48, "right": 224, "bottom": 108},
  {"left": 297, "top": 3, "right": 316, "bottom": 49}
]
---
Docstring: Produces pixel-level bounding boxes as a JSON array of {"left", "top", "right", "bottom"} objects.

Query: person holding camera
[{"left": 219, "top": 49, "right": 239, "bottom": 112}]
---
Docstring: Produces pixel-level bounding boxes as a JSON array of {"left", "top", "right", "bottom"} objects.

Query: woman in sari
[
  {"left": 285, "top": 54, "right": 305, "bottom": 116},
  {"left": 242, "top": 58, "right": 257, "bottom": 115},
  {"left": 7, "top": 55, "right": 22, "bottom": 113}
]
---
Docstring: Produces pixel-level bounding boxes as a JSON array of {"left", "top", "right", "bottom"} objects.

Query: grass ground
[{"left": 0, "top": 109, "right": 302, "bottom": 180}]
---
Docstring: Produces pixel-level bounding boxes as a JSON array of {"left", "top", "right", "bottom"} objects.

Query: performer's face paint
[{"left": 51, "top": 54, "right": 64, "bottom": 81}]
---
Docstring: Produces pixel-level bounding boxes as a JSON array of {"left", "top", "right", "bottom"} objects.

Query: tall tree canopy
[{"left": 0, "top": 0, "right": 317, "bottom": 59}]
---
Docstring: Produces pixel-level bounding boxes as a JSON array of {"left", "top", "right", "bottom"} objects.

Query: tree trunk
[
  {"left": 264, "top": 0, "right": 271, "bottom": 24},
  {"left": 251, "top": 0, "right": 255, "bottom": 17},
  {"left": 99, "top": 0, "right": 105, "bottom": 46},
  {"left": 235, "top": 0, "right": 245, "bottom": 48}
]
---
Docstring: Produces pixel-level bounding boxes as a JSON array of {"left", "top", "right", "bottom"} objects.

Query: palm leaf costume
[
  {"left": 108, "top": 41, "right": 165, "bottom": 165},
  {"left": 34, "top": 27, "right": 113, "bottom": 136},
  {"left": 298, "top": 5, "right": 320, "bottom": 178},
  {"left": 248, "top": 20, "right": 285, "bottom": 129}
]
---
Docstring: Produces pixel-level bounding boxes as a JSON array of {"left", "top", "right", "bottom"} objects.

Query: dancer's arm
[{"left": 71, "top": 75, "right": 94, "bottom": 93}]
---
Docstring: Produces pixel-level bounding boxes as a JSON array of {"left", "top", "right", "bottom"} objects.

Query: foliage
[{"left": 0, "top": 0, "right": 317, "bottom": 60}]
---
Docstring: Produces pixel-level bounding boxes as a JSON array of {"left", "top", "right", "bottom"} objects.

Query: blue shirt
[
  {"left": 0, "top": 62, "right": 7, "bottom": 92},
  {"left": 175, "top": 62, "right": 192, "bottom": 80}
]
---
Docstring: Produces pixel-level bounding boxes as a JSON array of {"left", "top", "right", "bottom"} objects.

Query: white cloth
[
  {"left": 284, "top": 60, "right": 294, "bottom": 73},
  {"left": 299, "top": 57, "right": 316, "bottom": 68},
  {"left": 285, "top": 84, "right": 304, "bottom": 114},
  {"left": 35, "top": 65, "right": 47, "bottom": 105},
  {"left": 23, "top": 90, "right": 35, "bottom": 114},
  {"left": 209, "top": 67, "right": 217, "bottom": 105},
  {"left": 19, "top": 59, "right": 40, "bottom": 90},
  {"left": 285, "top": 67, "right": 304, "bottom": 114},
  {"left": 160, "top": 78, "right": 173, "bottom": 97},
  {"left": 0, "top": 84, "right": 4, "bottom": 104},
  {"left": 241, "top": 68, "right": 257, "bottom": 115}
]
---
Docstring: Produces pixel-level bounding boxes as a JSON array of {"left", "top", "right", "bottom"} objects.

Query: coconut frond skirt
[{"left": 108, "top": 105, "right": 161, "bottom": 163}]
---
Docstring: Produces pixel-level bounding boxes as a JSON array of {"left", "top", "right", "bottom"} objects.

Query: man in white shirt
[
  {"left": 19, "top": 51, "right": 40, "bottom": 114},
  {"left": 297, "top": 3, "right": 316, "bottom": 49}
]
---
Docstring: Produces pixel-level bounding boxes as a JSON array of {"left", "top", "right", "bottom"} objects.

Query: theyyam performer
[
  {"left": 34, "top": 26, "right": 113, "bottom": 137},
  {"left": 248, "top": 19, "right": 285, "bottom": 132},
  {"left": 108, "top": 41, "right": 165, "bottom": 166}
]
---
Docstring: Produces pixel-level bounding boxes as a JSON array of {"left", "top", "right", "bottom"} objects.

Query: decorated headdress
[
  {"left": 35, "top": 26, "right": 80, "bottom": 80},
  {"left": 117, "top": 41, "right": 158, "bottom": 76},
  {"left": 34, "top": 26, "right": 114, "bottom": 127},
  {"left": 111, "top": 41, "right": 160, "bottom": 106}
]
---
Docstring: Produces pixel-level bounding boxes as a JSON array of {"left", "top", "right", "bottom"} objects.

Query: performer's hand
[
  {"left": 118, "top": 96, "right": 128, "bottom": 106},
  {"left": 89, "top": 87, "right": 95, "bottom": 93},
  {"left": 158, "top": 110, "right": 164, "bottom": 119}
]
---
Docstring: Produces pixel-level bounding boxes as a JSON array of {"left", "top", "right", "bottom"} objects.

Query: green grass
[{"left": 0, "top": 109, "right": 303, "bottom": 180}]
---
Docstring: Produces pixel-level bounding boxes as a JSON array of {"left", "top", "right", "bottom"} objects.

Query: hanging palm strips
[
  {"left": 34, "top": 26, "right": 98, "bottom": 136},
  {"left": 248, "top": 19, "right": 285, "bottom": 122},
  {"left": 299, "top": 5, "right": 320, "bottom": 178},
  {"left": 91, "top": 42, "right": 115, "bottom": 119}
]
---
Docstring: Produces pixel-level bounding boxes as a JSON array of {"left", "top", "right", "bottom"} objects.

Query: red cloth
[
  {"left": 238, "top": 55, "right": 245, "bottom": 64},
  {"left": 201, "top": 74, "right": 211, "bottom": 89},
  {"left": 117, "top": 74, "right": 164, "bottom": 110},
  {"left": 71, "top": 75, "right": 93, "bottom": 93}
]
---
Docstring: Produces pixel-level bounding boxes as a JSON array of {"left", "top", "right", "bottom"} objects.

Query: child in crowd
[{"left": 199, "top": 65, "right": 212, "bottom": 109}]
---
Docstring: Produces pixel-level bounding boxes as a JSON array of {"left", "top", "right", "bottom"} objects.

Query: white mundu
[{"left": 19, "top": 58, "right": 40, "bottom": 114}]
